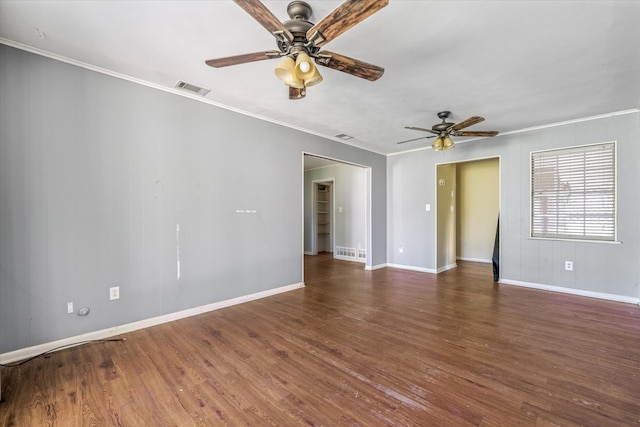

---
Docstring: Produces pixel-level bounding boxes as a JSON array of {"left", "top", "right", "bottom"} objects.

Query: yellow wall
[
  {"left": 456, "top": 158, "right": 499, "bottom": 262},
  {"left": 437, "top": 163, "right": 457, "bottom": 270}
]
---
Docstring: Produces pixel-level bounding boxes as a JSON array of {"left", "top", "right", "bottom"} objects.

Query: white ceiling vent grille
[{"left": 174, "top": 80, "right": 210, "bottom": 96}]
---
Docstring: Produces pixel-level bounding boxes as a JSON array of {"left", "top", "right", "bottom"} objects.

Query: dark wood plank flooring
[{"left": 1, "top": 254, "right": 639, "bottom": 426}]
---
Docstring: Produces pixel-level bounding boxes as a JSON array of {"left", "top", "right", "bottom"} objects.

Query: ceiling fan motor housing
[
  {"left": 278, "top": 1, "right": 319, "bottom": 57},
  {"left": 433, "top": 111, "right": 454, "bottom": 132},
  {"left": 287, "top": 1, "right": 312, "bottom": 20}
]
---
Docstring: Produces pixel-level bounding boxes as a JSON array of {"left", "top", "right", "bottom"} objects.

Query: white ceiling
[{"left": 1, "top": 1, "right": 639, "bottom": 155}]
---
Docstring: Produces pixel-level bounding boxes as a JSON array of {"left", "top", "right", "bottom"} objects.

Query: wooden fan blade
[
  {"left": 306, "top": 0, "right": 388, "bottom": 47},
  {"left": 397, "top": 136, "right": 435, "bottom": 145},
  {"left": 404, "top": 126, "right": 439, "bottom": 134},
  {"left": 233, "top": 0, "right": 293, "bottom": 42},
  {"left": 315, "top": 51, "right": 384, "bottom": 81},
  {"left": 205, "top": 51, "right": 281, "bottom": 68},
  {"left": 454, "top": 131, "right": 499, "bottom": 137},
  {"left": 448, "top": 116, "right": 485, "bottom": 132}
]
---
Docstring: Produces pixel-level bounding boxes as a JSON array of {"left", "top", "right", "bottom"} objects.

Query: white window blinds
[{"left": 531, "top": 142, "right": 616, "bottom": 241}]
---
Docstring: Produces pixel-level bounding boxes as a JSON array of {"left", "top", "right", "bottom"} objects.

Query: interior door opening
[
  {"left": 314, "top": 181, "right": 333, "bottom": 254},
  {"left": 303, "top": 153, "right": 371, "bottom": 269},
  {"left": 436, "top": 157, "right": 500, "bottom": 278}
]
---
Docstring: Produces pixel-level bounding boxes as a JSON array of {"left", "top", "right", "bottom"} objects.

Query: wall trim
[
  {"left": 457, "top": 257, "right": 492, "bottom": 264},
  {"left": 499, "top": 279, "right": 640, "bottom": 305},
  {"left": 387, "top": 263, "right": 437, "bottom": 274},
  {"left": 437, "top": 263, "right": 458, "bottom": 273},
  {"left": 0, "top": 282, "right": 304, "bottom": 365},
  {"left": 365, "top": 263, "right": 387, "bottom": 271}
]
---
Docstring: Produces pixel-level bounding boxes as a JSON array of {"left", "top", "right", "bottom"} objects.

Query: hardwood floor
[{"left": 2, "top": 254, "right": 639, "bottom": 426}]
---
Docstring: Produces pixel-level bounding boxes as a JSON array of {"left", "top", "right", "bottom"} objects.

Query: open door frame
[
  {"left": 435, "top": 156, "right": 501, "bottom": 276},
  {"left": 311, "top": 179, "right": 335, "bottom": 255},
  {"left": 302, "top": 153, "right": 372, "bottom": 275}
]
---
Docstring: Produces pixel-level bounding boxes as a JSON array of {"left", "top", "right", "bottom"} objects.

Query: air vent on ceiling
[
  {"left": 335, "top": 133, "right": 353, "bottom": 140},
  {"left": 174, "top": 80, "right": 210, "bottom": 96}
]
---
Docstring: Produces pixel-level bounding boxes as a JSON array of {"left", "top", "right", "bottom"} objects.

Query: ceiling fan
[
  {"left": 205, "top": 0, "right": 388, "bottom": 99},
  {"left": 398, "top": 111, "right": 499, "bottom": 151}
]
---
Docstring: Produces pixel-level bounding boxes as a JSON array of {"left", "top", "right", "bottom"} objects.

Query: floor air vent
[
  {"left": 174, "top": 80, "right": 210, "bottom": 96},
  {"left": 336, "top": 247, "right": 356, "bottom": 258},
  {"left": 335, "top": 247, "right": 365, "bottom": 263}
]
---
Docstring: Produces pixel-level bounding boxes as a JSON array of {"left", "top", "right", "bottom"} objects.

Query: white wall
[{"left": 436, "top": 163, "right": 457, "bottom": 270}]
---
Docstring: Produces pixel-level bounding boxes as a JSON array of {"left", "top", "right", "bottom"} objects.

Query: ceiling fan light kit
[
  {"left": 274, "top": 49, "right": 324, "bottom": 88},
  {"left": 293, "top": 51, "right": 323, "bottom": 87},
  {"left": 432, "top": 135, "right": 455, "bottom": 151},
  {"left": 206, "top": 0, "right": 388, "bottom": 99},
  {"left": 399, "top": 111, "right": 499, "bottom": 151}
]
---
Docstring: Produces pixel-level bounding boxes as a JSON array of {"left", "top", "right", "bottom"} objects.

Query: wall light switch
[
  {"left": 67, "top": 302, "right": 73, "bottom": 314},
  {"left": 425, "top": 204, "right": 431, "bottom": 211}
]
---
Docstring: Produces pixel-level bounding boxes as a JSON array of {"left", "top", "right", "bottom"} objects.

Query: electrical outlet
[
  {"left": 110, "top": 286, "right": 120, "bottom": 300},
  {"left": 67, "top": 302, "right": 73, "bottom": 314},
  {"left": 565, "top": 261, "right": 574, "bottom": 271}
]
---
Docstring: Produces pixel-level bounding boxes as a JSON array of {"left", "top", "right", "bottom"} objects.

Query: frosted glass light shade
[
  {"left": 295, "top": 52, "right": 314, "bottom": 77},
  {"left": 275, "top": 56, "right": 304, "bottom": 88},
  {"left": 303, "top": 66, "right": 323, "bottom": 87},
  {"left": 443, "top": 136, "right": 455, "bottom": 150}
]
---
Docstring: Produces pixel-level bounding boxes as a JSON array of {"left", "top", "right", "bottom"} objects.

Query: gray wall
[
  {"left": 0, "top": 45, "right": 387, "bottom": 353},
  {"left": 304, "top": 163, "right": 367, "bottom": 256},
  {"left": 388, "top": 111, "right": 640, "bottom": 299}
]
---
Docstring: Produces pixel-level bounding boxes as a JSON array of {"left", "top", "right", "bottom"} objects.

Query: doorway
[
  {"left": 313, "top": 180, "right": 334, "bottom": 254},
  {"left": 436, "top": 157, "right": 500, "bottom": 276},
  {"left": 303, "top": 153, "right": 370, "bottom": 268}
]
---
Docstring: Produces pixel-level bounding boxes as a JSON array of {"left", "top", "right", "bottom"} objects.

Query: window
[{"left": 531, "top": 142, "right": 616, "bottom": 241}]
